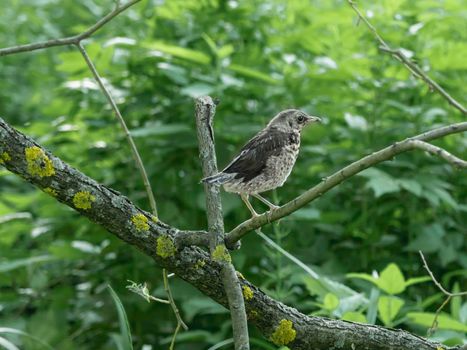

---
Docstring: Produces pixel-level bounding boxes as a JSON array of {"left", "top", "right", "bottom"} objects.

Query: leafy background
[{"left": 0, "top": 0, "right": 466, "bottom": 349}]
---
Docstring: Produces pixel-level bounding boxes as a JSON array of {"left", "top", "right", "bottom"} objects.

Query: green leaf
[
  {"left": 144, "top": 41, "right": 210, "bottom": 65},
  {"left": 359, "top": 168, "right": 400, "bottom": 197},
  {"left": 404, "top": 276, "right": 431, "bottom": 288},
  {"left": 378, "top": 263, "right": 406, "bottom": 295},
  {"left": 450, "top": 283, "right": 461, "bottom": 320},
  {"left": 407, "top": 312, "right": 467, "bottom": 332},
  {"left": 130, "top": 123, "right": 191, "bottom": 138},
  {"left": 323, "top": 293, "right": 340, "bottom": 311},
  {"left": 107, "top": 285, "right": 133, "bottom": 350},
  {"left": 228, "top": 64, "right": 278, "bottom": 84},
  {"left": 342, "top": 311, "right": 367, "bottom": 323},
  {"left": 0, "top": 336, "right": 19, "bottom": 350},
  {"left": 378, "top": 296, "right": 404, "bottom": 326},
  {"left": 0, "top": 255, "right": 57, "bottom": 273},
  {"left": 0, "top": 328, "right": 53, "bottom": 350}
]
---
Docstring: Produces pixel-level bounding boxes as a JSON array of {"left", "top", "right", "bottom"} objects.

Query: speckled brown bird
[{"left": 202, "top": 109, "right": 322, "bottom": 216}]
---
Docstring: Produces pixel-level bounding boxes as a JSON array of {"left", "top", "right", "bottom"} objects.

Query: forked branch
[{"left": 225, "top": 122, "right": 467, "bottom": 246}]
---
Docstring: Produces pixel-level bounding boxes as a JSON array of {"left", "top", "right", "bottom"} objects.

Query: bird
[{"left": 202, "top": 109, "right": 322, "bottom": 217}]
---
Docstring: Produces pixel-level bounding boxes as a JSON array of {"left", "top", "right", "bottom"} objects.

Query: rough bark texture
[
  {"left": 194, "top": 97, "right": 249, "bottom": 350},
  {"left": 0, "top": 117, "right": 460, "bottom": 350}
]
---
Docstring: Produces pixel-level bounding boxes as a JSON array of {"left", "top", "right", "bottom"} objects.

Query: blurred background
[{"left": 0, "top": 0, "right": 466, "bottom": 349}]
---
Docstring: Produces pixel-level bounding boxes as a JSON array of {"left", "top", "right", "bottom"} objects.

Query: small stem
[
  {"left": 346, "top": 0, "right": 466, "bottom": 115},
  {"left": 76, "top": 42, "right": 158, "bottom": 217},
  {"left": 0, "top": 0, "right": 142, "bottom": 57}
]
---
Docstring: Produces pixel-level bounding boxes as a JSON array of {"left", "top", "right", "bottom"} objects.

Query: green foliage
[{"left": 0, "top": 0, "right": 466, "bottom": 348}]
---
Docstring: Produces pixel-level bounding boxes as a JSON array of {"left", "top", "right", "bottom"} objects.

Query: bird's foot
[{"left": 265, "top": 205, "right": 279, "bottom": 222}]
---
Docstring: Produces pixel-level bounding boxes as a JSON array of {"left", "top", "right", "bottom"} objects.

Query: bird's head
[{"left": 268, "top": 109, "right": 321, "bottom": 132}]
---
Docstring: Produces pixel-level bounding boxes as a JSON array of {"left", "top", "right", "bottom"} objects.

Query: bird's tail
[{"left": 201, "top": 172, "right": 235, "bottom": 186}]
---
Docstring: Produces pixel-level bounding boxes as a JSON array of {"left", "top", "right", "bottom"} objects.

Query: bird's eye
[{"left": 297, "top": 115, "right": 305, "bottom": 123}]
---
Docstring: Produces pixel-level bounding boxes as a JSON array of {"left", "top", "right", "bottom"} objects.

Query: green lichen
[
  {"left": 242, "top": 285, "right": 254, "bottom": 301},
  {"left": 73, "top": 191, "right": 95, "bottom": 210},
  {"left": 156, "top": 235, "right": 176, "bottom": 258},
  {"left": 43, "top": 187, "right": 58, "bottom": 197},
  {"left": 248, "top": 310, "right": 259, "bottom": 320},
  {"left": 194, "top": 259, "right": 206, "bottom": 269},
  {"left": 211, "top": 245, "right": 231, "bottom": 263},
  {"left": 131, "top": 213, "right": 149, "bottom": 232},
  {"left": 0, "top": 151, "right": 11, "bottom": 165},
  {"left": 270, "top": 319, "right": 296, "bottom": 346},
  {"left": 25, "top": 146, "right": 55, "bottom": 177},
  {"left": 151, "top": 215, "right": 159, "bottom": 224}
]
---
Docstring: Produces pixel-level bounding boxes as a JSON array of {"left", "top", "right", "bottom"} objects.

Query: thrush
[{"left": 202, "top": 109, "right": 322, "bottom": 217}]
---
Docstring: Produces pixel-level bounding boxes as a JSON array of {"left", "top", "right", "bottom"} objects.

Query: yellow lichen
[
  {"left": 73, "top": 191, "right": 95, "bottom": 210},
  {"left": 25, "top": 146, "right": 55, "bottom": 177},
  {"left": 131, "top": 213, "right": 149, "bottom": 232},
  {"left": 156, "top": 235, "right": 176, "bottom": 258},
  {"left": 151, "top": 215, "right": 159, "bottom": 224},
  {"left": 270, "top": 319, "right": 296, "bottom": 346},
  {"left": 248, "top": 310, "right": 259, "bottom": 320},
  {"left": 236, "top": 271, "right": 245, "bottom": 280},
  {"left": 194, "top": 259, "right": 206, "bottom": 269},
  {"left": 43, "top": 187, "right": 58, "bottom": 197},
  {"left": 0, "top": 151, "right": 11, "bottom": 164},
  {"left": 211, "top": 245, "right": 231, "bottom": 263},
  {"left": 242, "top": 285, "right": 254, "bottom": 301}
]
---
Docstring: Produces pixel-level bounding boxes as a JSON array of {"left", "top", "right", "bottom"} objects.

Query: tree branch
[
  {"left": 225, "top": 122, "right": 467, "bottom": 246},
  {"left": 0, "top": 117, "right": 461, "bottom": 350},
  {"left": 76, "top": 42, "right": 158, "bottom": 216},
  {"left": 346, "top": 0, "right": 467, "bottom": 115},
  {"left": 0, "top": 0, "right": 142, "bottom": 57},
  {"left": 194, "top": 97, "right": 250, "bottom": 350}
]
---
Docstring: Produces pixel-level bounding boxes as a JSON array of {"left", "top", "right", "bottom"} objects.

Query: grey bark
[
  {"left": 194, "top": 97, "right": 250, "bottom": 350},
  {"left": 0, "top": 117, "right": 461, "bottom": 350}
]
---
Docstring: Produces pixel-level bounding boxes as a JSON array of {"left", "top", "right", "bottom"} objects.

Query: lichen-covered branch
[
  {"left": 225, "top": 122, "right": 467, "bottom": 246},
  {"left": 194, "top": 97, "right": 250, "bottom": 350},
  {"left": 0, "top": 117, "right": 461, "bottom": 350},
  {"left": 0, "top": 0, "right": 142, "bottom": 57}
]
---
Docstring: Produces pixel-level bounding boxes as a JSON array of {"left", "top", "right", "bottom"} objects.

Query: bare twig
[
  {"left": 195, "top": 96, "right": 250, "bottom": 350},
  {"left": 163, "top": 268, "right": 188, "bottom": 350},
  {"left": 346, "top": 0, "right": 467, "bottom": 115},
  {"left": 407, "top": 140, "right": 467, "bottom": 168},
  {"left": 225, "top": 122, "right": 467, "bottom": 246},
  {"left": 77, "top": 42, "right": 158, "bottom": 216},
  {"left": 126, "top": 280, "right": 170, "bottom": 304},
  {"left": 0, "top": 0, "right": 142, "bottom": 57},
  {"left": 418, "top": 251, "right": 467, "bottom": 334}
]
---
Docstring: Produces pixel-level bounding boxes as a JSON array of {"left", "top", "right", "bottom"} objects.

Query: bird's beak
[{"left": 306, "top": 115, "right": 322, "bottom": 124}]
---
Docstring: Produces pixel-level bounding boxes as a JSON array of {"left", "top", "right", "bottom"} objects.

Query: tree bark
[{"left": 0, "top": 117, "right": 460, "bottom": 350}]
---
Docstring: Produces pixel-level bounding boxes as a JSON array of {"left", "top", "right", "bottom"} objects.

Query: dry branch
[
  {"left": 2, "top": 118, "right": 462, "bottom": 350},
  {"left": 225, "top": 122, "right": 467, "bottom": 246},
  {"left": 0, "top": 0, "right": 142, "bottom": 57},
  {"left": 194, "top": 97, "right": 249, "bottom": 350}
]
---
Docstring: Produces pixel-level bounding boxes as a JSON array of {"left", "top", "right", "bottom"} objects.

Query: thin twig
[
  {"left": 418, "top": 251, "right": 467, "bottom": 334},
  {"left": 126, "top": 280, "right": 170, "bottom": 304},
  {"left": 76, "top": 42, "right": 158, "bottom": 216},
  {"left": 419, "top": 251, "right": 467, "bottom": 297},
  {"left": 407, "top": 140, "right": 467, "bottom": 168},
  {"left": 163, "top": 268, "right": 188, "bottom": 350},
  {"left": 225, "top": 122, "right": 467, "bottom": 246},
  {"left": 0, "top": 0, "right": 142, "bottom": 57},
  {"left": 346, "top": 0, "right": 467, "bottom": 115}
]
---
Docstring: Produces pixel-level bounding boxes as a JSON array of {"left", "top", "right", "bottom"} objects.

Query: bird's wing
[{"left": 222, "top": 128, "right": 293, "bottom": 182}]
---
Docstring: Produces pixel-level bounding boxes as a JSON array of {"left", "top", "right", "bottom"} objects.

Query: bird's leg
[
  {"left": 240, "top": 194, "right": 259, "bottom": 217},
  {"left": 252, "top": 194, "right": 280, "bottom": 211}
]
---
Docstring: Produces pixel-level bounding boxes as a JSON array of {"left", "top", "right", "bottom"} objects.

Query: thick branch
[
  {"left": 194, "top": 97, "right": 249, "bottom": 350},
  {"left": 0, "top": 0, "right": 141, "bottom": 57},
  {"left": 347, "top": 0, "right": 467, "bottom": 115},
  {"left": 0, "top": 118, "right": 461, "bottom": 350},
  {"left": 225, "top": 122, "right": 467, "bottom": 246}
]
